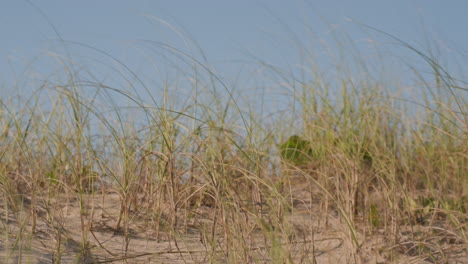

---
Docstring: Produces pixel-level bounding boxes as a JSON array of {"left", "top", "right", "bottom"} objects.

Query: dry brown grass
[{"left": 0, "top": 30, "right": 466, "bottom": 263}]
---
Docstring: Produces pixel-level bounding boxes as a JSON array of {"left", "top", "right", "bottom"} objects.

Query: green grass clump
[{"left": 279, "top": 135, "right": 314, "bottom": 165}]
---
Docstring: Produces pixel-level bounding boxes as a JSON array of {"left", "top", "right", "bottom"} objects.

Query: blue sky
[{"left": 1, "top": 0, "right": 467, "bottom": 106}]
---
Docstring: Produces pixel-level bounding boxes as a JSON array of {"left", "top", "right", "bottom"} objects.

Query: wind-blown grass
[{"left": 0, "top": 29, "right": 466, "bottom": 263}]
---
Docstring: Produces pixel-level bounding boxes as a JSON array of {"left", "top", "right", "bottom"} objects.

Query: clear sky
[{"left": 1, "top": 0, "right": 467, "bottom": 105}]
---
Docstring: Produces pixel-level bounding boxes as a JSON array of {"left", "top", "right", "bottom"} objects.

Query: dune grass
[{"left": 0, "top": 29, "right": 466, "bottom": 263}]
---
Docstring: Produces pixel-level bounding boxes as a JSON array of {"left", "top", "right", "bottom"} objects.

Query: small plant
[
  {"left": 279, "top": 135, "right": 313, "bottom": 165},
  {"left": 369, "top": 204, "right": 380, "bottom": 228}
]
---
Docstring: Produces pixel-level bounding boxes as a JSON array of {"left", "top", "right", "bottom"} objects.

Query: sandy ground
[{"left": 0, "top": 183, "right": 466, "bottom": 264}]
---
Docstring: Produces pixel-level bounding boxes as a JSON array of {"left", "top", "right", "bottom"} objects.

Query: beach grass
[{"left": 0, "top": 28, "right": 466, "bottom": 263}]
